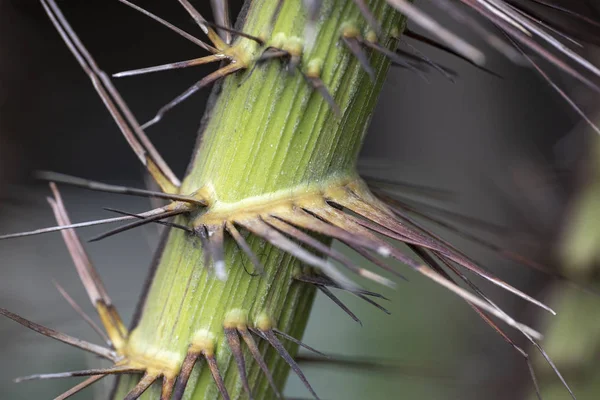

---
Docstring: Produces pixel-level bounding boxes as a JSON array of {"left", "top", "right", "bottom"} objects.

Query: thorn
[
  {"left": 117, "top": 0, "right": 217, "bottom": 52},
  {"left": 260, "top": 329, "right": 321, "bottom": 400},
  {"left": 52, "top": 280, "right": 111, "bottom": 346},
  {"left": 88, "top": 209, "right": 188, "bottom": 242},
  {"left": 141, "top": 64, "right": 242, "bottom": 130},
  {"left": 226, "top": 221, "right": 265, "bottom": 275},
  {"left": 16, "top": 366, "right": 142, "bottom": 382},
  {"left": 53, "top": 374, "right": 106, "bottom": 400},
  {"left": 341, "top": 36, "right": 375, "bottom": 81},
  {"left": 225, "top": 328, "right": 253, "bottom": 399},
  {"left": 0, "top": 308, "right": 117, "bottom": 360},
  {"left": 385, "top": 0, "right": 486, "bottom": 66},
  {"left": 266, "top": 216, "right": 395, "bottom": 288},
  {"left": 403, "top": 30, "right": 502, "bottom": 78},
  {"left": 41, "top": 0, "right": 181, "bottom": 192},
  {"left": 317, "top": 286, "right": 362, "bottom": 326},
  {"left": 210, "top": 0, "right": 232, "bottom": 44},
  {"left": 124, "top": 373, "right": 159, "bottom": 400},
  {"left": 239, "top": 218, "right": 359, "bottom": 291},
  {"left": 161, "top": 376, "right": 176, "bottom": 400},
  {"left": 238, "top": 327, "right": 282, "bottom": 398},
  {"left": 205, "top": 352, "right": 231, "bottom": 400},
  {"left": 202, "top": 20, "right": 265, "bottom": 45},
  {"left": 272, "top": 329, "right": 329, "bottom": 358},
  {"left": 300, "top": 72, "right": 342, "bottom": 117},
  {"left": 176, "top": 0, "right": 227, "bottom": 50},
  {"left": 295, "top": 274, "right": 390, "bottom": 300},
  {"left": 38, "top": 171, "right": 205, "bottom": 205},
  {"left": 113, "top": 54, "right": 225, "bottom": 78},
  {"left": 172, "top": 350, "right": 200, "bottom": 400},
  {"left": 352, "top": 0, "right": 382, "bottom": 36},
  {"left": 104, "top": 208, "right": 193, "bottom": 233}
]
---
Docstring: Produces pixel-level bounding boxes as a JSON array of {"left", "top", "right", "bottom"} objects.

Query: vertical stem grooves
[{"left": 114, "top": 1, "right": 402, "bottom": 399}]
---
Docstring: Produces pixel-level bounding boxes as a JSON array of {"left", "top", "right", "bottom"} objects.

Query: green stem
[{"left": 113, "top": 1, "right": 402, "bottom": 399}]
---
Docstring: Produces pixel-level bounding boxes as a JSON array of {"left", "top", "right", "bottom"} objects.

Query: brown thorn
[
  {"left": 203, "top": 20, "right": 265, "bottom": 45},
  {"left": 403, "top": 29, "right": 502, "bottom": 78},
  {"left": 113, "top": 54, "right": 226, "bottom": 79},
  {"left": 275, "top": 208, "right": 388, "bottom": 262},
  {"left": 123, "top": 372, "right": 160, "bottom": 400},
  {"left": 395, "top": 41, "right": 457, "bottom": 82},
  {"left": 265, "top": 216, "right": 394, "bottom": 288},
  {"left": 226, "top": 221, "right": 265, "bottom": 275},
  {"left": 385, "top": 0, "right": 486, "bottom": 65},
  {"left": 117, "top": 0, "right": 217, "bottom": 53},
  {"left": 425, "top": 251, "right": 542, "bottom": 400},
  {"left": 337, "top": 193, "right": 556, "bottom": 314},
  {"left": 53, "top": 374, "right": 106, "bottom": 400},
  {"left": 239, "top": 218, "right": 359, "bottom": 291},
  {"left": 260, "top": 329, "right": 321, "bottom": 400},
  {"left": 508, "top": 35, "right": 600, "bottom": 136},
  {"left": 294, "top": 275, "right": 389, "bottom": 300},
  {"left": 142, "top": 63, "right": 242, "bottom": 130},
  {"left": 427, "top": 0, "right": 523, "bottom": 63},
  {"left": 464, "top": 0, "right": 600, "bottom": 93},
  {"left": 352, "top": 245, "right": 409, "bottom": 282},
  {"left": 177, "top": 0, "right": 227, "bottom": 50},
  {"left": 88, "top": 209, "right": 189, "bottom": 243},
  {"left": 16, "top": 366, "right": 143, "bottom": 382},
  {"left": 308, "top": 204, "right": 543, "bottom": 337},
  {"left": 104, "top": 208, "right": 193, "bottom": 233},
  {"left": 210, "top": 0, "right": 232, "bottom": 43},
  {"left": 317, "top": 286, "right": 362, "bottom": 326},
  {"left": 0, "top": 308, "right": 117, "bottom": 361},
  {"left": 47, "top": 183, "right": 112, "bottom": 306},
  {"left": 341, "top": 36, "right": 375, "bottom": 81},
  {"left": 41, "top": 0, "right": 180, "bottom": 192},
  {"left": 0, "top": 214, "right": 138, "bottom": 240},
  {"left": 172, "top": 350, "right": 200, "bottom": 400},
  {"left": 204, "top": 352, "right": 231, "bottom": 400},
  {"left": 39, "top": 171, "right": 205, "bottom": 205},
  {"left": 356, "top": 293, "right": 391, "bottom": 315},
  {"left": 352, "top": 0, "right": 382, "bottom": 36},
  {"left": 272, "top": 329, "right": 329, "bottom": 358},
  {"left": 160, "top": 376, "right": 176, "bottom": 400},
  {"left": 224, "top": 328, "right": 253, "bottom": 399},
  {"left": 358, "top": 37, "right": 429, "bottom": 81},
  {"left": 300, "top": 72, "right": 342, "bottom": 117},
  {"left": 52, "top": 280, "right": 111, "bottom": 346},
  {"left": 238, "top": 327, "right": 282, "bottom": 398}
]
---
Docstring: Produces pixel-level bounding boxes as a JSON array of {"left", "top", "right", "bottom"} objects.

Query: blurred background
[{"left": 1, "top": 0, "right": 598, "bottom": 399}]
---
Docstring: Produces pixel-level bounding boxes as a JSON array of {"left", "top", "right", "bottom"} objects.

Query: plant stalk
[{"left": 113, "top": 1, "right": 402, "bottom": 398}]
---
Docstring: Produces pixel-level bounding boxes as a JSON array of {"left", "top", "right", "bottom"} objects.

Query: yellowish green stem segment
[{"left": 113, "top": 1, "right": 402, "bottom": 398}]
